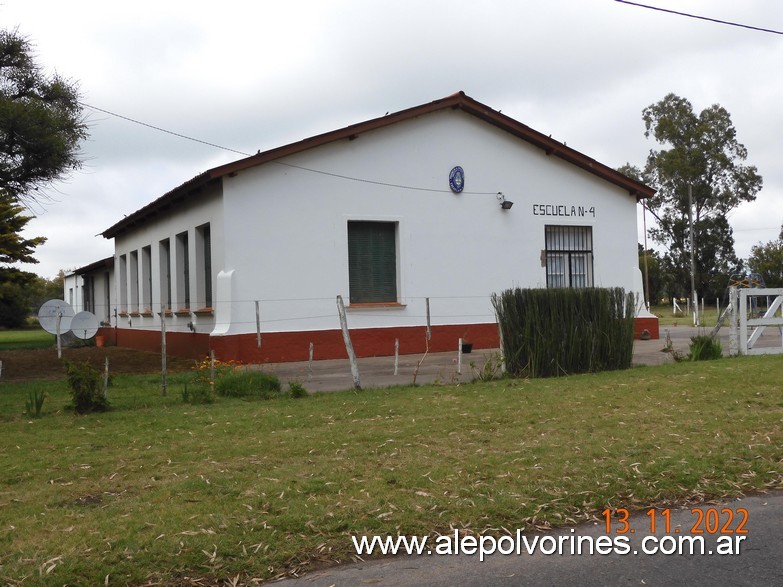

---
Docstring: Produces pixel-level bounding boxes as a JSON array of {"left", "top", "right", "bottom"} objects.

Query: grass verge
[
  {"left": 0, "top": 329, "right": 54, "bottom": 351},
  {"left": 651, "top": 304, "right": 722, "bottom": 328},
  {"left": 0, "top": 357, "right": 781, "bottom": 584}
]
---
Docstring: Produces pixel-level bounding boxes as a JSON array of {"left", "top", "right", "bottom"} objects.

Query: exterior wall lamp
[{"left": 497, "top": 192, "right": 514, "bottom": 210}]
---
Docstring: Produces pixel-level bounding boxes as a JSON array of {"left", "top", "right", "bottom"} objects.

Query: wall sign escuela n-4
[{"left": 532, "top": 204, "right": 596, "bottom": 218}]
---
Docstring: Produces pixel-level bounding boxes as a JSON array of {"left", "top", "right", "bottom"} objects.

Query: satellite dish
[
  {"left": 37, "top": 299, "right": 75, "bottom": 334},
  {"left": 70, "top": 311, "right": 100, "bottom": 340}
]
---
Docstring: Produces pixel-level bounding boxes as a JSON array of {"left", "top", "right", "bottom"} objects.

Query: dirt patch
[
  {"left": 71, "top": 494, "right": 103, "bottom": 507},
  {"left": 0, "top": 346, "right": 196, "bottom": 382}
]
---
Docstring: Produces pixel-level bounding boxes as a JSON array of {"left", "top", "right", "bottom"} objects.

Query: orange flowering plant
[{"left": 191, "top": 356, "right": 242, "bottom": 385}]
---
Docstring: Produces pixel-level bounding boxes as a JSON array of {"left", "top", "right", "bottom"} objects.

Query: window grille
[{"left": 545, "top": 225, "right": 594, "bottom": 288}]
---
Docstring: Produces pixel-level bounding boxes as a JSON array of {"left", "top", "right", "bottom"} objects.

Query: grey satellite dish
[
  {"left": 37, "top": 299, "right": 75, "bottom": 334},
  {"left": 71, "top": 311, "right": 100, "bottom": 340}
]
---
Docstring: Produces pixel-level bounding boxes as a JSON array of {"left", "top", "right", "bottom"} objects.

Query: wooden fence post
[
  {"left": 103, "top": 357, "right": 110, "bottom": 400},
  {"left": 425, "top": 297, "right": 431, "bottom": 341},
  {"left": 308, "top": 342, "right": 314, "bottom": 381},
  {"left": 336, "top": 295, "right": 361, "bottom": 390},
  {"left": 394, "top": 338, "right": 399, "bottom": 376},
  {"left": 255, "top": 300, "right": 262, "bottom": 349},
  {"left": 56, "top": 311, "right": 63, "bottom": 360},
  {"left": 160, "top": 308, "right": 167, "bottom": 396}
]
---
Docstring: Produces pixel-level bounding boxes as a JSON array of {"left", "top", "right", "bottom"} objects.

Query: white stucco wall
[
  {"left": 214, "top": 108, "right": 642, "bottom": 336},
  {"left": 63, "top": 273, "right": 81, "bottom": 310},
  {"left": 113, "top": 185, "right": 224, "bottom": 335},
  {"left": 62, "top": 266, "right": 114, "bottom": 324},
  {"left": 94, "top": 268, "right": 114, "bottom": 324}
]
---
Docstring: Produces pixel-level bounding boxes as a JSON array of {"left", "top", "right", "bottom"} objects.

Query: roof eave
[
  {"left": 101, "top": 172, "right": 219, "bottom": 239},
  {"left": 101, "top": 91, "right": 654, "bottom": 238},
  {"left": 451, "top": 99, "right": 655, "bottom": 200},
  {"left": 196, "top": 91, "right": 656, "bottom": 200},
  {"left": 74, "top": 256, "right": 115, "bottom": 275}
]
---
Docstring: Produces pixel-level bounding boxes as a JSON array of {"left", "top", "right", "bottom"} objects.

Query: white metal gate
[{"left": 730, "top": 287, "right": 783, "bottom": 356}]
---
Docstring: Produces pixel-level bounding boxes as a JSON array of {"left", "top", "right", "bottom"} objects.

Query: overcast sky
[{"left": 4, "top": 0, "right": 782, "bottom": 280}]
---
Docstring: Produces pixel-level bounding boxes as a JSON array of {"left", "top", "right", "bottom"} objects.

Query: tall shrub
[
  {"left": 492, "top": 287, "right": 635, "bottom": 377},
  {"left": 64, "top": 360, "right": 109, "bottom": 414}
]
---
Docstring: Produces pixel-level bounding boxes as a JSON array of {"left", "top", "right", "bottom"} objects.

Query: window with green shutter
[{"left": 348, "top": 221, "right": 398, "bottom": 303}]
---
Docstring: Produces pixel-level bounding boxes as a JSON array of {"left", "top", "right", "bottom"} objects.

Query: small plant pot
[
  {"left": 461, "top": 343, "right": 473, "bottom": 354},
  {"left": 95, "top": 335, "right": 105, "bottom": 348}
]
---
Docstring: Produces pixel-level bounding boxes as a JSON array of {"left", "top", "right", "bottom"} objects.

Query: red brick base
[{"left": 99, "top": 317, "right": 658, "bottom": 363}]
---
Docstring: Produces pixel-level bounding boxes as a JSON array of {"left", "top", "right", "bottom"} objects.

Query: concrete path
[{"left": 263, "top": 325, "right": 733, "bottom": 394}]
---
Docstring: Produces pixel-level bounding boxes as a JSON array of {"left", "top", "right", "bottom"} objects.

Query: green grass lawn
[
  {"left": 650, "top": 304, "right": 722, "bottom": 327},
  {"left": 0, "top": 328, "right": 54, "bottom": 350},
  {"left": 0, "top": 359, "right": 781, "bottom": 584}
]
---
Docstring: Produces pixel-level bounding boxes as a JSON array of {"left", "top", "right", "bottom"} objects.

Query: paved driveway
[{"left": 263, "top": 325, "right": 738, "bottom": 393}]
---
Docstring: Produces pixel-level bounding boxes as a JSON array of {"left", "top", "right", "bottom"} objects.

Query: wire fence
[{"left": 75, "top": 294, "right": 500, "bottom": 335}]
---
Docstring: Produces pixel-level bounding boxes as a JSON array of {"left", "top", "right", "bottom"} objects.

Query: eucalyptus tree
[{"left": 621, "top": 93, "right": 762, "bottom": 301}]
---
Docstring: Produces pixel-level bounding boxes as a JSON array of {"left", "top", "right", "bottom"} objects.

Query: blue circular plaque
[{"left": 449, "top": 166, "right": 465, "bottom": 193}]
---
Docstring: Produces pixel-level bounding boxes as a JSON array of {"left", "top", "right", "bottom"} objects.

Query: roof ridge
[{"left": 102, "top": 93, "right": 653, "bottom": 238}]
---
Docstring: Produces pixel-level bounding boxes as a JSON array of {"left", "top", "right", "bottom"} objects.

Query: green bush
[
  {"left": 681, "top": 334, "right": 723, "bottom": 362},
  {"left": 214, "top": 370, "right": 282, "bottom": 399},
  {"left": 288, "top": 381, "right": 308, "bottom": 398},
  {"left": 64, "top": 360, "right": 109, "bottom": 414},
  {"left": 492, "top": 287, "right": 635, "bottom": 378},
  {"left": 470, "top": 352, "right": 504, "bottom": 382}
]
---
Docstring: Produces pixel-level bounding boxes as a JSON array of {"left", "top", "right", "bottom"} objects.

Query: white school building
[{"left": 71, "top": 92, "right": 658, "bottom": 362}]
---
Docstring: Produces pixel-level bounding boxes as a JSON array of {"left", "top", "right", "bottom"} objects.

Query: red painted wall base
[
  {"left": 210, "top": 323, "right": 500, "bottom": 363},
  {"left": 99, "top": 327, "right": 210, "bottom": 358},
  {"left": 633, "top": 316, "right": 660, "bottom": 340},
  {"left": 99, "top": 317, "right": 658, "bottom": 363}
]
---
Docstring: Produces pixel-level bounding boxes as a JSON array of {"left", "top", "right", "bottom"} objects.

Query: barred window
[{"left": 545, "top": 226, "right": 593, "bottom": 288}]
